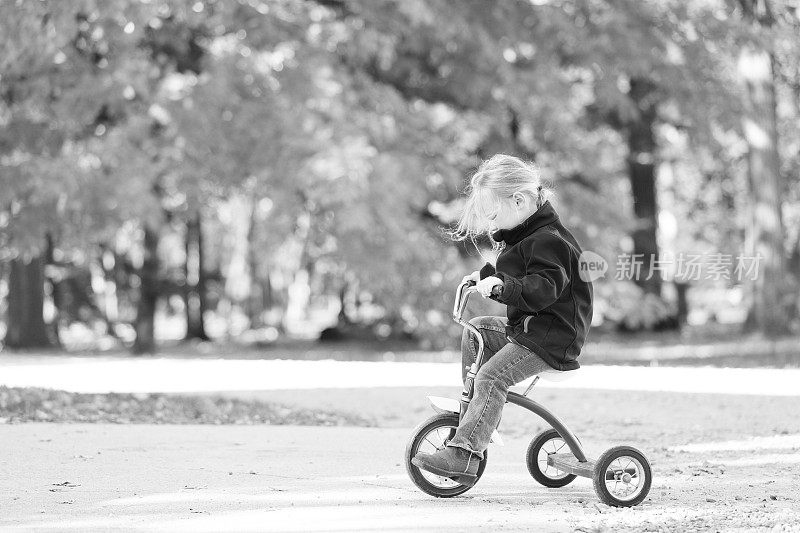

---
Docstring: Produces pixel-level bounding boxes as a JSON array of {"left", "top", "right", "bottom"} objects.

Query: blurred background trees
[{"left": 1, "top": 0, "right": 798, "bottom": 353}]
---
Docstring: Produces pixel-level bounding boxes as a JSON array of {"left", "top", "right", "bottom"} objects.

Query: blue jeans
[{"left": 446, "top": 315, "right": 551, "bottom": 460}]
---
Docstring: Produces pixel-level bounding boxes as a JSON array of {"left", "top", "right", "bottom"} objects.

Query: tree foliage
[{"left": 1, "top": 0, "right": 799, "bottom": 350}]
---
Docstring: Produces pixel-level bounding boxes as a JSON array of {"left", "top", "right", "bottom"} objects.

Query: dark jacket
[{"left": 479, "top": 200, "right": 593, "bottom": 371}]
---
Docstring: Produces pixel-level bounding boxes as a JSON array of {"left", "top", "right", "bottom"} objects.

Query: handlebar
[
  {"left": 453, "top": 279, "right": 489, "bottom": 402},
  {"left": 452, "top": 276, "right": 507, "bottom": 415},
  {"left": 453, "top": 278, "right": 504, "bottom": 323},
  {"left": 452, "top": 280, "right": 477, "bottom": 323}
]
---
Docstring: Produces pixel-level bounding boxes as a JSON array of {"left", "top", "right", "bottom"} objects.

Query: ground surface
[
  {"left": 1, "top": 422, "right": 798, "bottom": 533},
  {"left": 2, "top": 355, "right": 799, "bottom": 531},
  {"left": 2, "top": 386, "right": 800, "bottom": 531}
]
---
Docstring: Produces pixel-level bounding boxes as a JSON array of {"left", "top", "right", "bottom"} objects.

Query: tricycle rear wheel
[
  {"left": 592, "top": 445, "right": 652, "bottom": 507},
  {"left": 526, "top": 428, "right": 578, "bottom": 488}
]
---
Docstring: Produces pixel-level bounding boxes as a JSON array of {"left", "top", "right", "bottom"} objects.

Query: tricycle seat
[{"left": 538, "top": 368, "right": 580, "bottom": 382}]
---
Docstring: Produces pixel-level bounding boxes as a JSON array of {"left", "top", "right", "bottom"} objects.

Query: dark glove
[{"left": 479, "top": 262, "right": 496, "bottom": 280}]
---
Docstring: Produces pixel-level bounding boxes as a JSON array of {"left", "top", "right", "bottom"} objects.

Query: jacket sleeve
[{"left": 491, "top": 233, "right": 571, "bottom": 313}]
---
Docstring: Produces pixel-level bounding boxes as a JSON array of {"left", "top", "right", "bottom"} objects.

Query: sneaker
[{"left": 411, "top": 445, "right": 481, "bottom": 485}]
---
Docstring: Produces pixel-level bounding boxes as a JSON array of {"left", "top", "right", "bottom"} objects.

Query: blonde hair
[{"left": 448, "top": 154, "right": 553, "bottom": 252}]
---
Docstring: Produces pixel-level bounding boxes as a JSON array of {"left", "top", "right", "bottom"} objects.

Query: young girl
[{"left": 412, "top": 154, "right": 594, "bottom": 484}]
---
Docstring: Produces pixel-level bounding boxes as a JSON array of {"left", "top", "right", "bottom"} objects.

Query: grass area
[
  {"left": 227, "top": 385, "right": 800, "bottom": 445},
  {"left": 0, "top": 386, "right": 374, "bottom": 426}
]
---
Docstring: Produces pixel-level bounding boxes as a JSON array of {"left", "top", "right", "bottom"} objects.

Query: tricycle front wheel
[{"left": 405, "top": 413, "right": 487, "bottom": 497}]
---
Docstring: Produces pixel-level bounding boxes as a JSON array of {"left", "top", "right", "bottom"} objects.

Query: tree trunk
[
  {"left": 337, "top": 279, "right": 352, "bottom": 325},
  {"left": 96, "top": 243, "right": 122, "bottom": 338},
  {"left": 788, "top": 231, "right": 800, "bottom": 324},
  {"left": 626, "top": 77, "right": 662, "bottom": 296},
  {"left": 43, "top": 233, "right": 62, "bottom": 347},
  {"left": 737, "top": 0, "right": 792, "bottom": 335},
  {"left": 245, "top": 197, "right": 260, "bottom": 327},
  {"left": 132, "top": 224, "right": 159, "bottom": 354},
  {"left": 6, "top": 253, "right": 52, "bottom": 349},
  {"left": 263, "top": 270, "right": 274, "bottom": 310},
  {"left": 184, "top": 212, "right": 209, "bottom": 340},
  {"left": 674, "top": 280, "right": 689, "bottom": 327}
]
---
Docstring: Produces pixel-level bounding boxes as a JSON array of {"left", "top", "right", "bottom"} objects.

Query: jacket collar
[{"left": 491, "top": 200, "right": 559, "bottom": 246}]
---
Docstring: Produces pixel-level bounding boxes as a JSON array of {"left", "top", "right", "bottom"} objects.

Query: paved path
[
  {"left": 1, "top": 423, "right": 798, "bottom": 532},
  {"left": 2, "top": 356, "right": 800, "bottom": 395}
]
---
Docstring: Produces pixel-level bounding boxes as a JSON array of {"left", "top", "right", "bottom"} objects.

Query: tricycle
[{"left": 405, "top": 280, "right": 652, "bottom": 507}]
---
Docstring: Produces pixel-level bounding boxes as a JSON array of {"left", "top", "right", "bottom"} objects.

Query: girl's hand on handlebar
[
  {"left": 476, "top": 276, "right": 503, "bottom": 298},
  {"left": 462, "top": 271, "right": 480, "bottom": 285}
]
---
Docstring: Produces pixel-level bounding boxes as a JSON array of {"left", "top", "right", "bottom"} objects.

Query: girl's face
[{"left": 479, "top": 190, "right": 534, "bottom": 231}]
